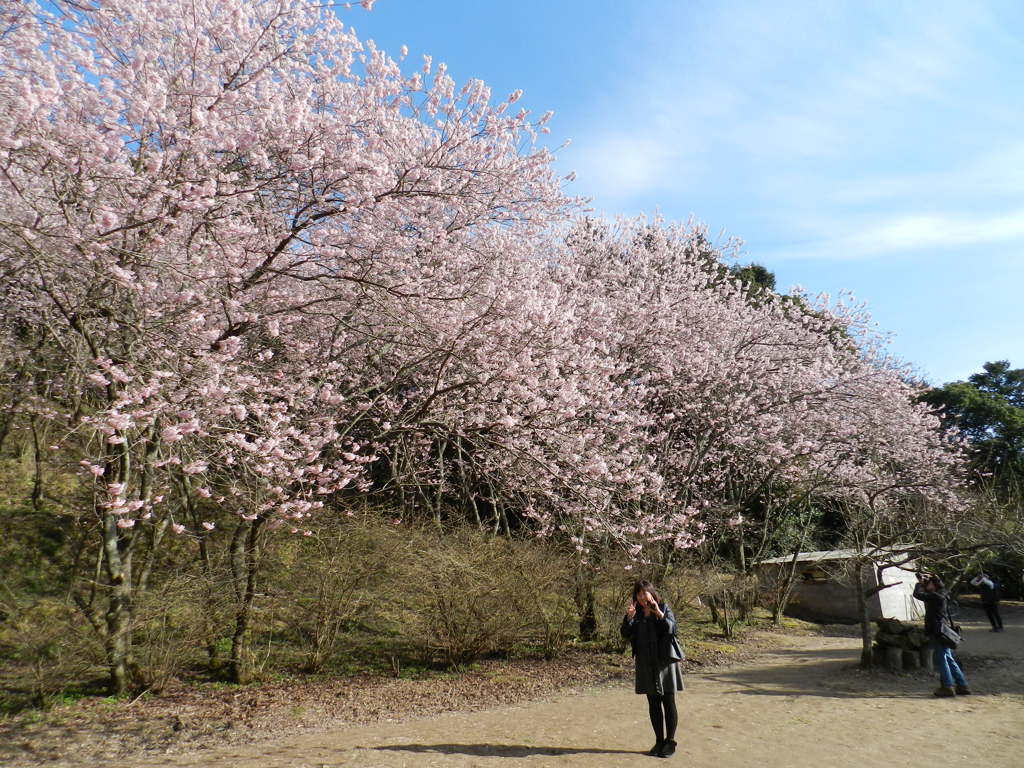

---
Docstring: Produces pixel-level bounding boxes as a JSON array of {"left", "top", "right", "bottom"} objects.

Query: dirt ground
[{"left": 76, "top": 602, "right": 1021, "bottom": 768}]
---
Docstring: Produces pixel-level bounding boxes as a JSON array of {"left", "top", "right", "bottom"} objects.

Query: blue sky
[{"left": 353, "top": 1, "right": 1023, "bottom": 386}]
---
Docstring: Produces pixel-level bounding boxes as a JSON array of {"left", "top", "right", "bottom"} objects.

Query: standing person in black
[
  {"left": 621, "top": 580, "right": 685, "bottom": 758},
  {"left": 913, "top": 574, "right": 971, "bottom": 697},
  {"left": 971, "top": 572, "right": 1004, "bottom": 631}
]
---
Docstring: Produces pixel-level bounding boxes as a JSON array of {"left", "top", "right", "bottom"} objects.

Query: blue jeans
[{"left": 932, "top": 641, "right": 967, "bottom": 688}]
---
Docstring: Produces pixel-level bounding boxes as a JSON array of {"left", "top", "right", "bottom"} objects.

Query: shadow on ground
[
  {"left": 701, "top": 604, "right": 1024, "bottom": 700},
  {"left": 374, "top": 743, "right": 641, "bottom": 758},
  {"left": 700, "top": 646, "right": 925, "bottom": 700}
]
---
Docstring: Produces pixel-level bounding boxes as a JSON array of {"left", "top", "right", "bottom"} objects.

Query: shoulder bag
[{"left": 938, "top": 603, "right": 962, "bottom": 649}]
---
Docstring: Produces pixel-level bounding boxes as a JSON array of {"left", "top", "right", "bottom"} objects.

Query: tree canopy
[
  {"left": 0, "top": 0, "right": 970, "bottom": 693},
  {"left": 919, "top": 361, "right": 1024, "bottom": 486}
]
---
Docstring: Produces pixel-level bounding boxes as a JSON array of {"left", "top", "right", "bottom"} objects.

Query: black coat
[
  {"left": 977, "top": 578, "right": 1001, "bottom": 605},
  {"left": 620, "top": 601, "right": 684, "bottom": 664},
  {"left": 913, "top": 583, "right": 951, "bottom": 636}
]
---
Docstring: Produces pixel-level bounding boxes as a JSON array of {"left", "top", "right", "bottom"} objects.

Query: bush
[
  {"left": 388, "top": 526, "right": 577, "bottom": 666},
  {"left": 581, "top": 559, "right": 634, "bottom": 650},
  {"left": 0, "top": 597, "right": 103, "bottom": 711},
  {"left": 132, "top": 572, "right": 216, "bottom": 692},
  {"left": 273, "top": 515, "right": 406, "bottom": 672},
  {"left": 693, "top": 570, "right": 759, "bottom": 637}
]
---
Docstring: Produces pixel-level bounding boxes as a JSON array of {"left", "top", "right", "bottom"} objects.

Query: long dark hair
[{"left": 632, "top": 580, "right": 662, "bottom": 605}]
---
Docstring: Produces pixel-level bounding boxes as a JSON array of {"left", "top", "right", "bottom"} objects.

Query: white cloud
[
  {"left": 765, "top": 207, "right": 1024, "bottom": 261},
  {"left": 568, "top": 133, "right": 683, "bottom": 206},
  {"left": 568, "top": 1, "right": 995, "bottom": 201},
  {"left": 562, "top": 0, "right": 1024, "bottom": 275},
  {"left": 829, "top": 142, "right": 1024, "bottom": 206}
]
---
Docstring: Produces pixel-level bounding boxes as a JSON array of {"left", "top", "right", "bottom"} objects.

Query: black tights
[{"left": 646, "top": 692, "right": 678, "bottom": 743}]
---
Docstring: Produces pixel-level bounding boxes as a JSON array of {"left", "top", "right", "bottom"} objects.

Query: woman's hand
[
  {"left": 643, "top": 591, "right": 664, "bottom": 619},
  {"left": 626, "top": 601, "right": 637, "bottom": 620}
]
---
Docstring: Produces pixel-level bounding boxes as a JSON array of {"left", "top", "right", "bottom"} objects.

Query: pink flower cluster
[{"left": 0, "top": 0, "right": 965, "bottom": 559}]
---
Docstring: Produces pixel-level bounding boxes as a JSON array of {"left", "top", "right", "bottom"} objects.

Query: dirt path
[{"left": 110, "top": 603, "right": 1024, "bottom": 768}]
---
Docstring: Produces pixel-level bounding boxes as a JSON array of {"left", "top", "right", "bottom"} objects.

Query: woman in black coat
[{"left": 621, "top": 580, "right": 685, "bottom": 758}]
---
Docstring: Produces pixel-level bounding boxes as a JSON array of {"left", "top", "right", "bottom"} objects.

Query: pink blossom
[
  {"left": 98, "top": 210, "right": 119, "bottom": 229},
  {"left": 87, "top": 372, "right": 111, "bottom": 388},
  {"left": 0, "top": 0, "right": 965, "bottom": 576}
]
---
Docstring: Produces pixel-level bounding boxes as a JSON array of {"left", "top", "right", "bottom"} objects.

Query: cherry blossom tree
[
  {"left": 559, "top": 219, "right": 966, "bottom": 561},
  {"left": 1, "top": 0, "right": 970, "bottom": 692},
  {"left": 0, "top": 0, "right": 571, "bottom": 689}
]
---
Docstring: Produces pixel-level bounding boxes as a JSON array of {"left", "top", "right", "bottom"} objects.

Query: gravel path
[{"left": 118, "top": 604, "right": 1023, "bottom": 768}]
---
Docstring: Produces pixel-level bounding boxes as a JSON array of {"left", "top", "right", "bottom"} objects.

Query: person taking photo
[
  {"left": 621, "top": 580, "right": 685, "bottom": 758},
  {"left": 914, "top": 573, "right": 971, "bottom": 697}
]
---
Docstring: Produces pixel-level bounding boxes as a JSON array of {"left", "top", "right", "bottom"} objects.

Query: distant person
[
  {"left": 914, "top": 574, "right": 971, "bottom": 697},
  {"left": 970, "top": 572, "right": 1004, "bottom": 632},
  {"left": 621, "top": 580, "right": 685, "bottom": 758}
]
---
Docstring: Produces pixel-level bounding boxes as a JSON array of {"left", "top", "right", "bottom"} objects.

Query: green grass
[{"left": 689, "top": 640, "right": 739, "bottom": 654}]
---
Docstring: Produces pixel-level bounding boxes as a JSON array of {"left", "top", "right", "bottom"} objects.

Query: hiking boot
[
  {"left": 648, "top": 741, "right": 664, "bottom": 756},
  {"left": 933, "top": 686, "right": 956, "bottom": 697},
  {"left": 955, "top": 685, "right": 972, "bottom": 695},
  {"left": 657, "top": 739, "right": 677, "bottom": 758}
]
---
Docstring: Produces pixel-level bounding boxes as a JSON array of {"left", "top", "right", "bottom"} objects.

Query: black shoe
[
  {"left": 648, "top": 740, "right": 664, "bottom": 756},
  {"left": 657, "top": 739, "right": 677, "bottom": 758}
]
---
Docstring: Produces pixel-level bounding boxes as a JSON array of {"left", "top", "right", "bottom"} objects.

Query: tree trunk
[
  {"left": 456, "top": 438, "right": 483, "bottom": 531},
  {"left": 772, "top": 544, "right": 807, "bottom": 624},
  {"left": 135, "top": 428, "right": 165, "bottom": 593},
  {"left": 706, "top": 596, "right": 720, "bottom": 625},
  {"left": 434, "top": 438, "right": 446, "bottom": 528},
  {"left": 30, "top": 417, "right": 45, "bottom": 512},
  {"left": 854, "top": 561, "right": 874, "bottom": 669},
  {"left": 770, "top": 507, "right": 814, "bottom": 624},
  {"left": 574, "top": 565, "right": 598, "bottom": 641},
  {"left": 183, "top": 475, "right": 220, "bottom": 667},
  {"left": 737, "top": 517, "right": 747, "bottom": 573},
  {"left": 229, "top": 517, "right": 265, "bottom": 684},
  {"left": 101, "top": 511, "right": 135, "bottom": 695}
]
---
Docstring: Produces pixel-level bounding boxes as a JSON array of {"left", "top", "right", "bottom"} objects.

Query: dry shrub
[
  {"left": 389, "top": 526, "right": 577, "bottom": 666},
  {"left": 686, "top": 568, "right": 760, "bottom": 637},
  {"left": 503, "top": 538, "right": 578, "bottom": 658},
  {"left": 273, "top": 515, "right": 407, "bottom": 672},
  {"left": 132, "top": 572, "right": 216, "bottom": 692},
  {"left": 660, "top": 566, "right": 718, "bottom": 619},
  {"left": 585, "top": 559, "right": 635, "bottom": 649},
  {"left": 0, "top": 597, "right": 103, "bottom": 709},
  {"left": 585, "top": 561, "right": 734, "bottom": 647}
]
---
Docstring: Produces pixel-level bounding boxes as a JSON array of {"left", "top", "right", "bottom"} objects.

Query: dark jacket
[
  {"left": 913, "top": 583, "right": 952, "bottom": 636},
  {"left": 620, "top": 601, "right": 684, "bottom": 664},
  {"left": 975, "top": 577, "right": 1001, "bottom": 605}
]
